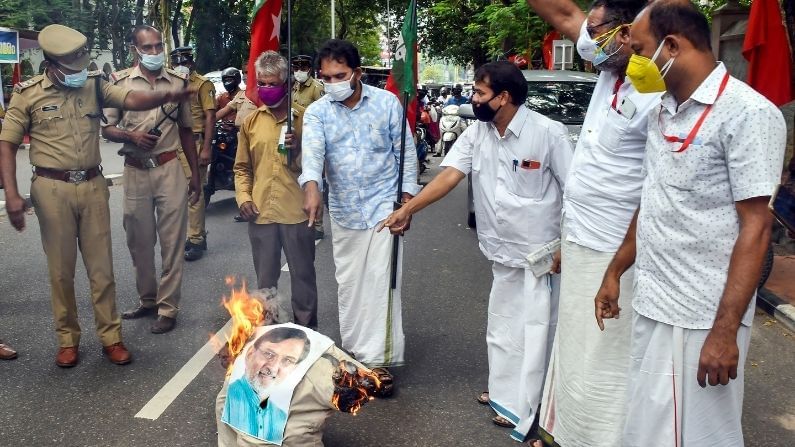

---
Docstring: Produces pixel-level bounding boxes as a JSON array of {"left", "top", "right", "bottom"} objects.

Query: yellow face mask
[{"left": 626, "top": 39, "right": 675, "bottom": 94}]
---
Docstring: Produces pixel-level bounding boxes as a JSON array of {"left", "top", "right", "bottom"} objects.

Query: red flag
[
  {"left": 542, "top": 31, "right": 560, "bottom": 70},
  {"left": 742, "top": 0, "right": 793, "bottom": 106},
  {"left": 11, "top": 63, "right": 21, "bottom": 85},
  {"left": 246, "top": 0, "right": 283, "bottom": 105}
]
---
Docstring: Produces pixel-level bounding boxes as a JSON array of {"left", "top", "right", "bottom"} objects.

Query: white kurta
[
  {"left": 539, "top": 19, "right": 662, "bottom": 447},
  {"left": 330, "top": 220, "right": 405, "bottom": 367},
  {"left": 442, "top": 105, "right": 572, "bottom": 441}
]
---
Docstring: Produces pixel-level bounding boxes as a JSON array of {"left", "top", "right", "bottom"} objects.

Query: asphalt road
[{"left": 1, "top": 162, "right": 794, "bottom": 447}]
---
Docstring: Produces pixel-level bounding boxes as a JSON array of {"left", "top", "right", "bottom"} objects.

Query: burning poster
[{"left": 221, "top": 323, "right": 334, "bottom": 445}]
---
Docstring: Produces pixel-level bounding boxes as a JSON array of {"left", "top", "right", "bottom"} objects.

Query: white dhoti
[
  {"left": 623, "top": 313, "right": 751, "bottom": 447},
  {"left": 539, "top": 238, "right": 635, "bottom": 447},
  {"left": 487, "top": 262, "right": 558, "bottom": 442},
  {"left": 330, "top": 220, "right": 405, "bottom": 367}
]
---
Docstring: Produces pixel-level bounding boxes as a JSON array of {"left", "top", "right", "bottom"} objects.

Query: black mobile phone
[{"left": 769, "top": 184, "right": 795, "bottom": 233}]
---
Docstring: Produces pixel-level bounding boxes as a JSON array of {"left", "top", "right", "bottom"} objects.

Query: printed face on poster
[
  {"left": 0, "top": 28, "right": 19, "bottom": 64},
  {"left": 222, "top": 323, "right": 334, "bottom": 445}
]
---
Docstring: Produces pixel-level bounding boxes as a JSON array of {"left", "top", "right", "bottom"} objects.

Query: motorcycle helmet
[{"left": 221, "top": 67, "right": 242, "bottom": 93}]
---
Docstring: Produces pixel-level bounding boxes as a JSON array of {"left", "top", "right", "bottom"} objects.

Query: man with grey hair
[{"left": 234, "top": 51, "right": 318, "bottom": 329}]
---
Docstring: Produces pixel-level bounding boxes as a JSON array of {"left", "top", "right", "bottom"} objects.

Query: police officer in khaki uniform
[
  {"left": 102, "top": 26, "right": 201, "bottom": 334},
  {"left": 216, "top": 85, "right": 258, "bottom": 129},
  {"left": 290, "top": 55, "right": 326, "bottom": 239},
  {"left": 170, "top": 46, "right": 216, "bottom": 261},
  {"left": 0, "top": 24, "right": 194, "bottom": 367}
]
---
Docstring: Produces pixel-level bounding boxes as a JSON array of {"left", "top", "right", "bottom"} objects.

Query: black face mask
[
  {"left": 223, "top": 82, "right": 238, "bottom": 93},
  {"left": 473, "top": 95, "right": 501, "bottom": 122}
]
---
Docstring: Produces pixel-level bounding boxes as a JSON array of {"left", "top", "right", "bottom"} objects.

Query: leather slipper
[
  {"left": 492, "top": 415, "right": 516, "bottom": 428},
  {"left": 477, "top": 391, "right": 490, "bottom": 405},
  {"left": 371, "top": 367, "right": 395, "bottom": 398}
]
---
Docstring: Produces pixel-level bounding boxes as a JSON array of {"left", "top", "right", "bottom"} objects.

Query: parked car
[{"left": 458, "top": 69, "right": 599, "bottom": 228}]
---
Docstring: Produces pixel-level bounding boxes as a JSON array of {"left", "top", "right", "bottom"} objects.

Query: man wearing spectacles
[{"left": 524, "top": 0, "right": 661, "bottom": 445}]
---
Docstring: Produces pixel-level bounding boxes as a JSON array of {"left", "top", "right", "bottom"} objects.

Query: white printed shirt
[{"left": 633, "top": 63, "right": 786, "bottom": 329}]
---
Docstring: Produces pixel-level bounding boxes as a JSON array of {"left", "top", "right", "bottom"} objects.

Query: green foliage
[{"left": 421, "top": 64, "right": 443, "bottom": 82}]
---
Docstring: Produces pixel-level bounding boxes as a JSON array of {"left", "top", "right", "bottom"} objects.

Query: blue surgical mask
[
  {"left": 137, "top": 49, "right": 165, "bottom": 71},
  {"left": 57, "top": 67, "right": 88, "bottom": 88}
]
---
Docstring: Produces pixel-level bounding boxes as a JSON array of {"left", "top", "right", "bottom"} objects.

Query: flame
[
  {"left": 220, "top": 276, "right": 265, "bottom": 375},
  {"left": 331, "top": 360, "right": 382, "bottom": 415}
]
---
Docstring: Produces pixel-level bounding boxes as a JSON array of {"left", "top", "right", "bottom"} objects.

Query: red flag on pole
[
  {"left": 742, "top": 0, "right": 793, "bottom": 106},
  {"left": 246, "top": 0, "right": 283, "bottom": 105},
  {"left": 542, "top": 31, "right": 560, "bottom": 70}
]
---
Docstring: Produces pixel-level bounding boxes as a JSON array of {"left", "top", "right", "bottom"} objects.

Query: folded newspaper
[{"left": 526, "top": 238, "right": 561, "bottom": 277}]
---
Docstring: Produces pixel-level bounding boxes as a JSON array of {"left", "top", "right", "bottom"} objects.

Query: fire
[
  {"left": 220, "top": 276, "right": 265, "bottom": 375},
  {"left": 331, "top": 360, "right": 383, "bottom": 415}
]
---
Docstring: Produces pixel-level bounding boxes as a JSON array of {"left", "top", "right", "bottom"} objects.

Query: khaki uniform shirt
[
  {"left": 234, "top": 104, "right": 306, "bottom": 225},
  {"left": 0, "top": 72, "right": 131, "bottom": 170},
  {"left": 103, "top": 66, "right": 193, "bottom": 155},
  {"left": 291, "top": 78, "right": 323, "bottom": 109},
  {"left": 189, "top": 72, "right": 216, "bottom": 133},
  {"left": 227, "top": 90, "right": 258, "bottom": 128},
  {"left": 216, "top": 346, "right": 364, "bottom": 447}
]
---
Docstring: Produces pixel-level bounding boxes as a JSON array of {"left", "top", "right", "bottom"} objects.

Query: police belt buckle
[
  {"left": 143, "top": 157, "right": 159, "bottom": 169},
  {"left": 67, "top": 170, "right": 88, "bottom": 184}
]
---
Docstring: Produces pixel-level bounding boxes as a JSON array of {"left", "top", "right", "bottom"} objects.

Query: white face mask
[
  {"left": 137, "top": 49, "right": 164, "bottom": 71},
  {"left": 576, "top": 20, "right": 624, "bottom": 67},
  {"left": 324, "top": 73, "right": 355, "bottom": 102},
  {"left": 294, "top": 70, "right": 309, "bottom": 83},
  {"left": 173, "top": 65, "right": 190, "bottom": 76}
]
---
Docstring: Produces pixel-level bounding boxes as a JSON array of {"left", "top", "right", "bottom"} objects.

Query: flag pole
[
  {"left": 390, "top": 0, "right": 417, "bottom": 290},
  {"left": 286, "top": 0, "right": 293, "bottom": 165}
]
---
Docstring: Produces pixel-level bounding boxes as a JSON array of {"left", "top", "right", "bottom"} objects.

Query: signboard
[{"left": 0, "top": 28, "right": 19, "bottom": 64}]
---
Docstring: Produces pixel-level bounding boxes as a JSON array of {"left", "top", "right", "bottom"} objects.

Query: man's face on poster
[{"left": 245, "top": 337, "right": 306, "bottom": 394}]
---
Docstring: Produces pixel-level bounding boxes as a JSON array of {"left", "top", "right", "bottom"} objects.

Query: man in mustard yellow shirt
[{"left": 234, "top": 51, "right": 318, "bottom": 329}]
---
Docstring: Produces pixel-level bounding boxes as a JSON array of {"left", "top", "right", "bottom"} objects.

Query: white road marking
[
  {"left": 134, "top": 319, "right": 232, "bottom": 420},
  {"left": 281, "top": 239, "right": 322, "bottom": 272}
]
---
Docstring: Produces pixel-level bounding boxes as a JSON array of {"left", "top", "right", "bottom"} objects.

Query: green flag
[{"left": 386, "top": 0, "right": 417, "bottom": 98}]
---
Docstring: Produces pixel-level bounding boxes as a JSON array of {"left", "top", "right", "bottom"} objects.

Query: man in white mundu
[
  {"left": 596, "top": 2, "right": 786, "bottom": 445},
  {"left": 381, "top": 61, "right": 572, "bottom": 443},
  {"left": 524, "top": 0, "right": 661, "bottom": 445}
]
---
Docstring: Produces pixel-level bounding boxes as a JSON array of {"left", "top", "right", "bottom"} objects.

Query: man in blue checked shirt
[{"left": 299, "top": 40, "right": 419, "bottom": 373}]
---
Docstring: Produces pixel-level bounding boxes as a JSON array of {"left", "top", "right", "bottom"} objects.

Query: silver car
[{"left": 458, "top": 70, "right": 599, "bottom": 228}]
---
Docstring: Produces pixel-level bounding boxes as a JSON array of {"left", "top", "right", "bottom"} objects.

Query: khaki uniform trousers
[
  {"left": 122, "top": 158, "right": 188, "bottom": 318},
  {"left": 30, "top": 174, "right": 122, "bottom": 348},
  {"left": 179, "top": 133, "right": 208, "bottom": 245}
]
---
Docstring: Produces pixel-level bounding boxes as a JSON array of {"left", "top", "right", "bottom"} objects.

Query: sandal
[
  {"left": 371, "top": 367, "right": 395, "bottom": 398},
  {"left": 492, "top": 415, "right": 516, "bottom": 428},
  {"left": 476, "top": 391, "right": 490, "bottom": 405}
]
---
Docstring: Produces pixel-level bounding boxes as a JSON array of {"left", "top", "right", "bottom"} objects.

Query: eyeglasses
[{"left": 586, "top": 19, "right": 617, "bottom": 38}]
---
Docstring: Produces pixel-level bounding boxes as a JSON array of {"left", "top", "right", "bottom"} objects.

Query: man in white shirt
[
  {"left": 524, "top": 0, "right": 660, "bottom": 445},
  {"left": 596, "top": 2, "right": 786, "bottom": 445},
  {"left": 380, "top": 61, "right": 572, "bottom": 443}
]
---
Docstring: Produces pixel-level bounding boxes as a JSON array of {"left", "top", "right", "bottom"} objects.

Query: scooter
[
  {"left": 437, "top": 104, "right": 468, "bottom": 157},
  {"left": 204, "top": 121, "right": 238, "bottom": 206}
]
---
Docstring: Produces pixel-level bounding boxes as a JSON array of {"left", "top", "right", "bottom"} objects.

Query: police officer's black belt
[
  {"left": 124, "top": 150, "right": 178, "bottom": 170},
  {"left": 35, "top": 166, "right": 101, "bottom": 184}
]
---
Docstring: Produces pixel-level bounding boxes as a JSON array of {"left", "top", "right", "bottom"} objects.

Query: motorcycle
[
  {"left": 438, "top": 104, "right": 468, "bottom": 157},
  {"left": 414, "top": 123, "right": 430, "bottom": 175},
  {"left": 204, "top": 121, "right": 238, "bottom": 206}
]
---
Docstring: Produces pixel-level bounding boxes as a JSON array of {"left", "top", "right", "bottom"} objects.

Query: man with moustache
[
  {"left": 524, "top": 0, "right": 660, "bottom": 445},
  {"left": 596, "top": 1, "right": 785, "bottom": 445},
  {"left": 102, "top": 25, "right": 201, "bottom": 334},
  {"left": 222, "top": 327, "right": 311, "bottom": 442}
]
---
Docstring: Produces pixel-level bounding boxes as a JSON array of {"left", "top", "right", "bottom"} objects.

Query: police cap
[
  {"left": 38, "top": 24, "right": 90, "bottom": 71},
  {"left": 170, "top": 46, "right": 194, "bottom": 64}
]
